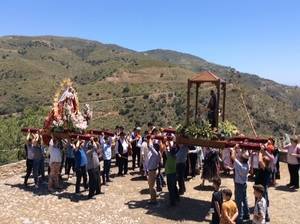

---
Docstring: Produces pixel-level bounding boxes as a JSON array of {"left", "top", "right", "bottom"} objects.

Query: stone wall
[{"left": 0, "top": 160, "right": 25, "bottom": 179}]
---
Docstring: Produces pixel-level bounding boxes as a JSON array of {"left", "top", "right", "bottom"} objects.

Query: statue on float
[{"left": 44, "top": 79, "right": 92, "bottom": 132}]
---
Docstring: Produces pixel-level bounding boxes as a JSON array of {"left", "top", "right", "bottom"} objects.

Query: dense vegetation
[
  {"left": 0, "top": 107, "right": 47, "bottom": 164},
  {"left": 0, "top": 35, "right": 299, "bottom": 164}
]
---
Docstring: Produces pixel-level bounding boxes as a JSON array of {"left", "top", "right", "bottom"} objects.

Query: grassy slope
[
  {"left": 145, "top": 49, "right": 300, "bottom": 135},
  {"left": 0, "top": 35, "right": 299, "bottom": 139}
]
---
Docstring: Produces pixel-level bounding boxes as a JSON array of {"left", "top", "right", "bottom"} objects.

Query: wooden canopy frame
[{"left": 186, "top": 71, "right": 226, "bottom": 127}]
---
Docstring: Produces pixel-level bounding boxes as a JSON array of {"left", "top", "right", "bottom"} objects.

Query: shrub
[
  {"left": 119, "top": 108, "right": 129, "bottom": 115},
  {"left": 125, "top": 103, "right": 133, "bottom": 109},
  {"left": 149, "top": 98, "right": 155, "bottom": 104},
  {"left": 122, "top": 86, "right": 130, "bottom": 93},
  {"left": 168, "top": 93, "right": 173, "bottom": 98}
]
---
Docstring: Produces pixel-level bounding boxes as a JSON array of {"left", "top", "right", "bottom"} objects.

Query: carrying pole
[{"left": 238, "top": 87, "right": 258, "bottom": 137}]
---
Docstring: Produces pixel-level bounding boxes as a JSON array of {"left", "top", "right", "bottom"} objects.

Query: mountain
[
  {"left": 0, "top": 36, "right": 299, "bottom": 144},
  {"left": 144, "top": 49, "right": 213, "bottom": 71},
  {"left": 145, "top": 48, "right": 300, "bottom": 117}
]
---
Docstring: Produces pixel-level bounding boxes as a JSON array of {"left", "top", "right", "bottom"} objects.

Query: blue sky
[{"left": 0, "top": 0, "right": 299, "bottom": 86}]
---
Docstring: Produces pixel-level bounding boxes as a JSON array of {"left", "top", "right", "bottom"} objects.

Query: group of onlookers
[
  {"left": 23, "top": 126, "right": 300, "bottom": 224},
  {"left": 208, "top": 137, "right": 299, "bottom": 224},
  {"left": 138, "top": 128, "right": 299, "bottom": 224}
]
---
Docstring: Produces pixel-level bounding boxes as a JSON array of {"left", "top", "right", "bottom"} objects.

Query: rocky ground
[{"left": 0, "top": 161, "right": 299, "bottom": 224}]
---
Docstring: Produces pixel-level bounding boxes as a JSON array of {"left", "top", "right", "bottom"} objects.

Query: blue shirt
[
  {"left": 80, "top": 148, "right": 88, "bottom": 166},
  {"left": 66, "top": 144, "right": 75, "bottom": 158},
  {"left": 102, "top": 143, "right": 112, "bottom": 160},
  {"left": 75, "top": 148, "right": 88, "bottom": 168},
  {"left": 234, "top": 159, "right": 249, "bottom": 184},
  {"left": 147, "top": 144, "right": 160, "bottom": 170},
  {"left": 176, "top": 145, "right": 188, "bottom": 164},
  {"left": 32, "top": 145, "right": 43, "bottom": 160}
]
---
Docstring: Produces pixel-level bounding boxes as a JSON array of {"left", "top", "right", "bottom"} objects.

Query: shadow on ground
[
  {"left": 129, "top": 171, "right": 141, "bottom": 176},
  {"left": 4, "top": 178, "right": 92, "bottom": 202},
  {"left": 194, "top": 185, "right": 214, "bottom": 192},
  {"left": 139, "top": 188, "right": 150, "bottom": 195},
  {"left": 131, "top": 176, "right": 147, "bottom": 181},
  {"left": 275, "top": 185, "right": 298, "bottom": 192},
  {"left": 219, "top": 173, "right": 234, "bottom": 179},
  {"left": 126, "top": 193, "right": 211, "bottom": 223}
]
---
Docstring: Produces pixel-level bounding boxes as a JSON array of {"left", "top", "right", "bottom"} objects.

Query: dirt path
[
  {"left": 0, "top": 162, "right": 299, "bottom": 224},
  {"left": 82, "top": 91, "right": 174, "bottom": 104}
]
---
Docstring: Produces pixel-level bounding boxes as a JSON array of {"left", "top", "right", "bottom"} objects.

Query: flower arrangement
[
  {"left": 219, "top": 120, "right": 239, "bottom": 138},
  {"left": 176, "top": 120, "right": 238, "bottom": 140}
]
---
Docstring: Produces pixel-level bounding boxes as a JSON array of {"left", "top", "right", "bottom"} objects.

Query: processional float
[
  {"left": 21, "top": 79, "right": 113, "bottom": 144},
  {"left": 21, "top": 74, "right": 273, "bottom": 152},
  {"left": 174, "top": 71, "right": 273, "bottom": 151}
]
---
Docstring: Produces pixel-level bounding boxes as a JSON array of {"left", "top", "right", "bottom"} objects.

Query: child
[
  {"left": 220, "top": 188, "right": 238, "bottom": 224},
  {"left": 210, "top": 177, "right": 223, "bottom": 224},
  {"left": 253, "top": 184, "right": 267, "bottom": 224},
  {"left": 255, "top": 145, "right": 273, "bottom": 222}
]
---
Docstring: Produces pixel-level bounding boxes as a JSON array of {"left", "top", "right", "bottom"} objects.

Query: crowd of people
[{"left": 23, "top": 124, "right": 300, "bottom": 224}]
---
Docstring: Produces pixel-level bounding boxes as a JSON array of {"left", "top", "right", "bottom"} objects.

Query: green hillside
[{"left": 0, "top": 35, "right": 299, "bottom": 164}]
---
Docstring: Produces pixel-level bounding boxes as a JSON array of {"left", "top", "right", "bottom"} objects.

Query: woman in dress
[
  {"left": 282, "top": 137, "right": 300, "bottom": 189},
  {"left": 222, "top": 147, "right": 233, "bottom": 176},
  {"left": 200, "top": 147, "right": 220, "bottom": 187}
]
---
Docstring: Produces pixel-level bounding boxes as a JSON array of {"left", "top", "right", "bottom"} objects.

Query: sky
[{"left": 0, "top": 0, "right": 299, "bottom": 86}]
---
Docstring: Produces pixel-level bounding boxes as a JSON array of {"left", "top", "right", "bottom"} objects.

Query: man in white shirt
[
  {"left": 48, "top": 138, "right": 62, "bottom": 192},
  {"left": 147, "top": 137, "right": 161, "bottom": 205},
  {"left": 101, "top": 135, "right": 112, "bottom": 184},
  {"left": 115, "top": 132, "right": 130, "bottom": 176}
]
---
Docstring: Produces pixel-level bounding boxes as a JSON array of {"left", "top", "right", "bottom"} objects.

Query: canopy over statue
[{"left": 186, "top": 71, "right": 226, "bottom": 128}]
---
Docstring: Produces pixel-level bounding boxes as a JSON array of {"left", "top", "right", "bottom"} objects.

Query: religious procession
[{"left": 21, "top": 73, "right": 300, "bottom": 224}]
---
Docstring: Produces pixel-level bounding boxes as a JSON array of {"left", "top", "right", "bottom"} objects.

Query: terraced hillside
[{"left": 0, "top": 35, "right": 299, "bottom": 164}]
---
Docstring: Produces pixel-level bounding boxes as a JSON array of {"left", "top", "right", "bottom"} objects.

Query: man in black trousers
[
  {"left": 131, "top": 127, "right": 142, "bottom": 171},
  {"left": 115, "top": 132, "right": 130, "bottom": 176}
]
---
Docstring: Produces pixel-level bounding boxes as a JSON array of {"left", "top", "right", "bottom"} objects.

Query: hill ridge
[{"left": 0, "top": 35, "right": 299, "bottom": 136}]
